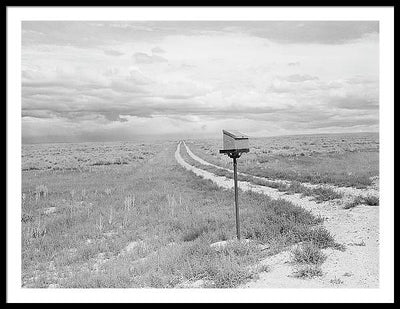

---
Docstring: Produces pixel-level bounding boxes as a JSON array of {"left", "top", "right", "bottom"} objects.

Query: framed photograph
[{"left": 6, "top": 5, "right": 394, "bottom": 303}]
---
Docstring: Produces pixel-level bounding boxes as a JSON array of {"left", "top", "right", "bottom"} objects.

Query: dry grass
[
  {"left": 344, "top": 194, "right": 379, "bottom": 209},
  {"left": 291, "top": 242, "right": 326, "bottom": 265},
  {"left": 292, "top": 265, "right": 323, "bottom": 279},
  {"left": 290, "top": 242, "right": 327, "bottom": 280},
  {"left": 22, "top": 141, "right": 163, "bottom": 171}
]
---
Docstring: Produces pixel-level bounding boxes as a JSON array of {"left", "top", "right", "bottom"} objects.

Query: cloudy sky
[{"left": 21, "top": 21, "right": 379, "bottom": 143}]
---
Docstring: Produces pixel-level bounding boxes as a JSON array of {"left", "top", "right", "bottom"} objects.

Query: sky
[{"left": 21, "top": 21, "right": 379, "bottom": 143}]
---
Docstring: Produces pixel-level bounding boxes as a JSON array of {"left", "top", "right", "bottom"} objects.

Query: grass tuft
[
  {"left": 362, "top": 195, "right": 379, "bottom": 206},
  {"left": 344, "top": 194, "right": 379, "bottom": 209},
  {"left": 35, "top": 185, "right": 48, "bottom": 200},
  {"left": 309, "top": 187, "right": 343, "bottom": 203},
  {"left": 291, "top": 242, "right": 326, "bottom": 265},
  {"left": 182, "top": 226, "right": 209, "bottom": 242},
  {"left": 304, "top": 226, "right": 344, "bottom": 250},
  {"left": 292, "top": 265, "right": 323, "bottom": 279}
]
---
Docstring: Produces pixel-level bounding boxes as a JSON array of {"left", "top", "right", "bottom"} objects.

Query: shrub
[
  {"left": 343, "top": 197, "right": 362, "bottom": 209},
  {"left": 181, "top": 217, "right": 218, "bottom": 242},
  {"left": 330, "top": 277, "right": 344, "bottom": 285},
  {"left": 344, "top": 195, "right": 379, "bottom": 209},
  {"left": 305, "top": 227, "right": 344, "bottom": 250},
  {"left": 310, "top": 187, "right": 342, "bottom": 203},
  {"left": 35, "top": 185, "right": 48, "bottom": 200},
  {"left": 123, "top": 194, "right": 135, "bottom": 227},
  {"left": 182, "top": 225, "right": 208, "bottom": 242},
  {"left": 291, "top": 242, "right": 326, "bottom": 265},
  {"left": 212, "top": 263, "right": 252, "bottom": 288},
  {"left": 292, "top": 265, "right": 323, "bottom": 279},
  {"left": 286, "top": 181, "right": 311, "bottom": 195},
  {"left": 363, "top": 195, "right": 379, "bottom": 206}
]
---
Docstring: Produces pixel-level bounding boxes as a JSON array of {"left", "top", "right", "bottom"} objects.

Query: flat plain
[
  {"left": 21, "top": 132, "right": 379, "bottom": 288},
  {"left": 187, "top": 132, "right": 379, "bottom": 188}
]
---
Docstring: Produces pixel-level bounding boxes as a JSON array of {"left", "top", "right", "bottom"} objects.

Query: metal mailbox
[
  {"left": 219, "top": 129, "right": 250, "bottom": 240},
  {"left": 222, "top": 130, "right": 249, "bottom": 152}
]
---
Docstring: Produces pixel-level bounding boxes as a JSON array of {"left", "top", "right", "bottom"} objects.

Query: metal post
[{"left": 233, "top": 156, "right": 240, "bottom": 240}]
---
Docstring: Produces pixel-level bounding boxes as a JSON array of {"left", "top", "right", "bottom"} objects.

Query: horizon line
[{"left": 21, "top": 130, "right": 379, "bottom": 145}]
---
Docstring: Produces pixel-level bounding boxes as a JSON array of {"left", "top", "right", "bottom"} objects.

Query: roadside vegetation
[
  {"left": 343, "top": 194, "right": 380, "bottom": 209},
  {"left": 290, "top": 240, "right": 328, "bottom": 280},
  {"left": 292, "top": 265, "right": 323, "bottom": 279},
  {"left": 291, "top": 242, "right": 327, "bottom": 265}
]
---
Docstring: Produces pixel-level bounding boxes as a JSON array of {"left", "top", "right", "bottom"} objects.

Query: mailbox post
[{"left": 219, "top": 130, "right": 249, "bottom": 240}]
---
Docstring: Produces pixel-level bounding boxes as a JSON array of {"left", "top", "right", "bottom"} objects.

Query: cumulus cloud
[
  {"left": 133, "top": 52, "right": 168, "bottom": 64},
  {"left": 249, "top": 21, "right": 379, "bottom": 44},
  {"left": 329, "top": 96, "right": 379, "bottom": 110},
  {"left": 282, "top": 74, "right": 319, "bottom": 82},
  {"left": 269, "top": 78, "right": 320, "bottom": 93},
  {"left": 103, "top": 49, "right": 124, "bottom": 56},
  {"left": 151, "top": 46, "right": 165, "bottom": 54}
]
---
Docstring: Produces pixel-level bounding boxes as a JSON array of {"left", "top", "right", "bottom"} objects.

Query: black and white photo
[{"left": 6, "top": 6, "right": 394, "bottom": 303}]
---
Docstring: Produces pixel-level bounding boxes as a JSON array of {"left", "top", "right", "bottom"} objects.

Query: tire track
[
  {"left": 183, "top": 141, "right": 379, "bottom": 199},
  {"left": 176, "top": 141, "right": 325, "bottom": 215}
]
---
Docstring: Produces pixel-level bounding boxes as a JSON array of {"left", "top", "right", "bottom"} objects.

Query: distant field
[
  {"left": 22, "top": 141, "right": 165, "bottom": 171},
  {"left": 187, "top": 133, "right": 379, "bottom": 188}
]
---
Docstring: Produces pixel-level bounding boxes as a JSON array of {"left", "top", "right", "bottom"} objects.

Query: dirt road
[
  {"left": 183, "top": 141, "right": 379, "bottom": 199},
  {"left": 175, "top": 142, "right": 379, "bottom": 288}
]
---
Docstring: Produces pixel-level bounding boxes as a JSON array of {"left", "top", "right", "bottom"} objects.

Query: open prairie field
[
  {"left": 22, "top": 141, "right": 165, "bottom": 172},
  {"left": 21, "top": 133, "right": 379, "bottom": 289}
]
